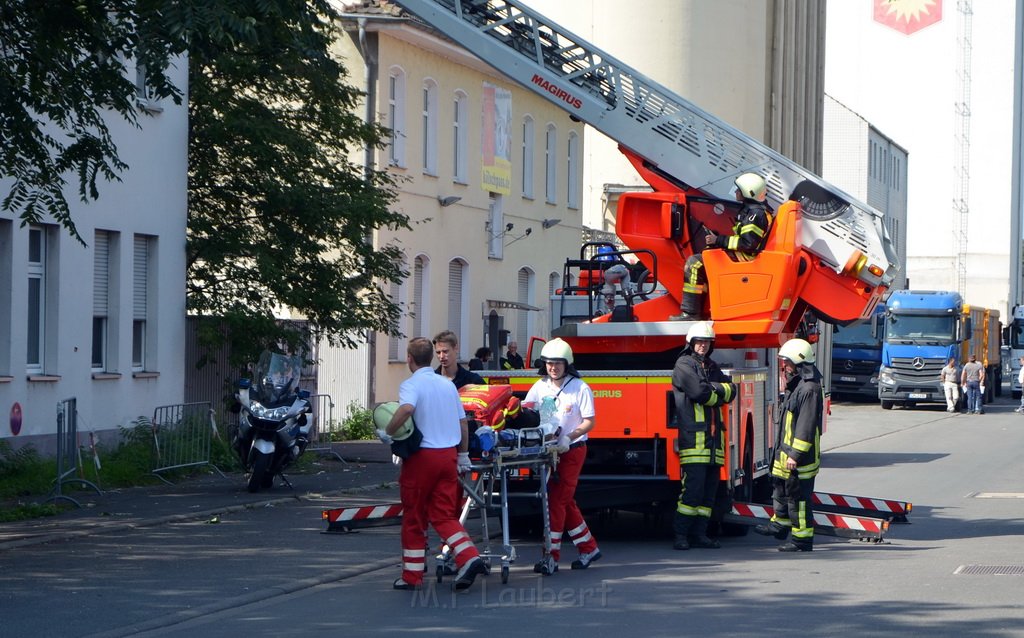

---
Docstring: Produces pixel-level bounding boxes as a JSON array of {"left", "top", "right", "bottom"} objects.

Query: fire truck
[{"left": 390, "top": 0, "right": 905, "bottom": 538}]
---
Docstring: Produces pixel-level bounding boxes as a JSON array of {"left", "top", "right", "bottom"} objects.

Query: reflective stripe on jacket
[
  {"left": 717, "top": 201, "right": 773, "bottom": 262},
  {"left": 672, "top": 348, "right": 736, "bottom": 466},
  {"left": 771, "top": 366, "right": 824, "bottom": 480}
]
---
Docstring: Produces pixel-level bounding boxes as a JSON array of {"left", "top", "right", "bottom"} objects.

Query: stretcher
[{"left": 436, "top": 426, "right": 560, "bottom": 585}]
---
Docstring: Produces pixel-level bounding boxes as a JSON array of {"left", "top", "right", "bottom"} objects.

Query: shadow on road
[{"left": 824, "top": 451, "right": 948, "bottom": 468}]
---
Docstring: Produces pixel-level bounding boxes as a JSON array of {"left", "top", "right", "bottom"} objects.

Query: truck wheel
[{"left": 881, "top": 400, "right": 894, "bottom": 410}]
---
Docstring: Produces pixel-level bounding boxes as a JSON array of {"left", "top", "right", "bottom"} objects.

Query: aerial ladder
[{"left": 392, "top": 0, "right": 898, "bottom": 355}]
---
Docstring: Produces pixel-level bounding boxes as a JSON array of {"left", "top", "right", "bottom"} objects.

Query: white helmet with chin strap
[
  {"left": 735, "top": 172, "right": 768, "bottom": 202},
  {"left": 686, "top": 321, "right": 715, "bottom": 343},
  {"left": 778, "top": 338, "right": 815, "bottom": 365}
]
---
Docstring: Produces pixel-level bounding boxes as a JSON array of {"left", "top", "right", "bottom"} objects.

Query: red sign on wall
[{"left": 873, "top": 0, "right": 942, "bottom": 35}]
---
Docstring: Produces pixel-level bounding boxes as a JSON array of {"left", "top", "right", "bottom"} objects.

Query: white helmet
[
  {"left": 778, "top": 338, "right": 815, "bottom": 365},
  {"left": 735, "top": 172, "right": 767, "bottom": 202},
  {"left": 686, "top": 321, "right": 715, "bottom": 344},
  {"left": 372, "top": 401, "right": 416, "bottom": 440},
  {"left": 540, "top": 338, "right": 574, "bottom": 365}
]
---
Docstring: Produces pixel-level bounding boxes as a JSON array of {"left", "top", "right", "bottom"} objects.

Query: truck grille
[
  {"left": 890, "top": 357, "right": 946, "bottom": 379},
  {"left": 834, "top": 359, "right": 878, "bottom": 375}
]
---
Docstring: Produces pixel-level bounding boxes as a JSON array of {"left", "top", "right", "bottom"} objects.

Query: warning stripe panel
[
  {"left": 813, "top": 491, "right": 911, "bottom": 515},
  {"left": 326, "top": 503, "right": 403, "bottom": 523},
  {"left": 730, "top": 502, "right": 889, "bottom": 537}
]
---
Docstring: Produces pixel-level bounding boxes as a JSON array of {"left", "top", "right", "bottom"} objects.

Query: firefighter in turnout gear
[
  {"left": 671, "top": 172, "right": 774, "bottom": 320},
  {"left": 670, "top": 321, "right": 736, "bottom": 550},
  {"left": 755, "top": 338, "right": 824, "bottom": 552}
]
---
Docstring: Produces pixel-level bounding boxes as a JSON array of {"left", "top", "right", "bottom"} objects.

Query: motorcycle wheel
[{"left": 247, "top": 450, "right": 272, "bottom": 493}]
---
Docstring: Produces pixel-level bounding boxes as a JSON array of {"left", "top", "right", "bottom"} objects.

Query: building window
[
  {"left": 388, "top": 256, "right": 407, "bottom": 362},
  {"left": 448, "top": 258, "right": 467, "bottom": 345},
  {"left": 453, "top": 90, "right": 468, "bottom": 183},
  {"left": 92, "top": 230, "right": 112, "bottom": 371},
  {"left": 545, "top": 124, "right": 557, "bottom": 204},
  {"left": 567, "top": 131, "right": 580, "bottom": 209},
  {"left": 26, "top": 225, "right": 46, "bottom": 373},
  {"left": 522, "top": 116, "right": 535, "bottom": 199},
  {"left": 0, "top": 220, "right": 11, "bottom": 375},
  {"left": 549, "top": 272, "right": 560, "bottom": 297},
  {"left": 487, "top": 193, "right": 504, "bottom": 260},
  {"left": 412, "top": 255, "right": 429, "bottom": 339},
  {"left": 132, "top": 235, "right": 152, "bottom": 371},
  {"left": 422, "top": 80, "right": 438, "bottom": 175},
  {"left": 517, "top": 267, "right": 534, "bottom": 346},
  {"left": 388, "top": 67, "right": 406, "bottom": 167}
]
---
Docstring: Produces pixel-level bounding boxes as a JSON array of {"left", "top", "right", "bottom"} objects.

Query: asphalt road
[{"left": 3, "top": 395, "right": 1024, "bottom": 637}]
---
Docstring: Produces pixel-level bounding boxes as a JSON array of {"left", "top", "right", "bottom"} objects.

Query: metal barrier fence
[
  {"left": 44, "top": 397, "right": 101, "bottom": 508},
  {"left": 151, "top": 401, "right": 226, "bottom": 484},
  {"left": 306, "top": 393, "right": 345, "bottom": 462}
]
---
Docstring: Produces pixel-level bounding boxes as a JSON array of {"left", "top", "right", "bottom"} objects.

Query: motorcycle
[{"left": 232, "top": 351, "right": 312, "bottom": 493}]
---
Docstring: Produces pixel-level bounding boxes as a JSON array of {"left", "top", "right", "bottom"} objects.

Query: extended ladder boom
[{"left": 391, "top": 0, "right": 898, "bottom": 288}]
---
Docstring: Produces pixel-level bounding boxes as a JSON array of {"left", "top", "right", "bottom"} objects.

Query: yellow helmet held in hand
[
  {"left": 778, "top": 338, "right": 815, "bottom": 365},
  {"left": 735, "top": 172, "right": 768, "bottom": 202},
  {"left": 372, "top": 401, "right": 416, "bottom": 440}
]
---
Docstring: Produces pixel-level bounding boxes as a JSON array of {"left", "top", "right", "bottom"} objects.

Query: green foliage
[
  {"left": 0, "top": 440, "right": 53, "bottom": 498},
  {"left": 339, "top": 401, "right": 375, "bottom": 441},
  {"left": 185, "top": 1, "right": 410, "bottom": 365},
  {"left": 0, "top": 0, "right": 188, "bottom": 239}
]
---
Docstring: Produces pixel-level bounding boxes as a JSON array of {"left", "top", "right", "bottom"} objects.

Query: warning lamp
[{"left": 867, "top": 264, "right": 884, "bottom": 278}]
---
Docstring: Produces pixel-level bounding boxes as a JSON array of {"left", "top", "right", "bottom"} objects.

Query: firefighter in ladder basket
[
  {"left": 755, "top": 338, "right": 824, "bottom": 552},
  {"left": 671, "top": 172, "right": 773, "bottom": 321}
]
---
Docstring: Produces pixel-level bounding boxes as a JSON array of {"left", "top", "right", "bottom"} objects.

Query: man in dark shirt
[
  {"left": 502, "top": 341, "right": 525, "bottom": 370},
  {"left": 433, "top": 330, "right": 484, "bottom": 389}
]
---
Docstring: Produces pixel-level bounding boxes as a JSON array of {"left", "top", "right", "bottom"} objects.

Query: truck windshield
[
  {"left": 1011, "top": 319, "right": 1024, "bottom": 349},
  {"left": 833, "top": 320, "right": 880, "bottom": 348},
  {"left": 885, "top": 315, "right": 955, "bottom": 342}
]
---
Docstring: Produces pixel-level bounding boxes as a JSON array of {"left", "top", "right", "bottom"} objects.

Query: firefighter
[
  {"left": 524, "top": 338, "right": 602, "bottom": 574},
  {"left": 384, "top": 337, "right": 488, "bottom": 590},
  {"left": 670, "top": 172, "right": 774, "bottom": 321},
  {"left": 671, "top": 321, "right": 736, "bottom": 550},
  {"left": 755, "top": 338, "right": 824, "bottom": 552}
]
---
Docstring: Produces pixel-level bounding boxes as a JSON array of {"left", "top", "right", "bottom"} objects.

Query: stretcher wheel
[
  {"left": 436, "top": 564, "right": 443, "bottom": 583},
  {"left": 501, "top": 565, "right": 509, "bottom": 584}
]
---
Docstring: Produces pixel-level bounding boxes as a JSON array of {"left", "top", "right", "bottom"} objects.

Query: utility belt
[{"left": 568, "top": 440, "right": 586, "bottom": 450}]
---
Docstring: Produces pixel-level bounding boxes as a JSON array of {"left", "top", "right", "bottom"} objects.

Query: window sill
[
  {"left": 452, "top": 178, "right": 468, "bottom": 186},
  {"left": 522, "top": 194, "right": 535, "bottom": 201},
  {"left": 136, "top": 99, "right": 164, "bottom": 114},
  {"left": 0, "top": 376, "right": 12, "bottom": 384},
  {"left": 28, "top": 375, "right": 61, "bottom": 383},
  {"left": 132, "top": 371, "right": 160, "bottom": 379},
  {"left": 92, "top": 372, "right": 122, "bottom": 381}
]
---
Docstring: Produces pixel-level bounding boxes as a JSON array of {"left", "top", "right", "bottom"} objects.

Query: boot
[
  {"left": 669, "top": 291, "right": 703, "bottom": 321},
  {"left": 778, "top": 541, "right": 813, "bottom": 552},
  {"left": 672, "top": 513, "right": 692, "bottom": 550},
  {"left": 754, "top": 521, "right": 790, "bottom": 540},
  {"left": 688, "top": 518, "right": 720, "bottom": 549}
]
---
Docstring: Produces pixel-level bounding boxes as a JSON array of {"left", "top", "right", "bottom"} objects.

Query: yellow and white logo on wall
[{"left": 482, "top": 82, "right": 512, "bottom": 195}]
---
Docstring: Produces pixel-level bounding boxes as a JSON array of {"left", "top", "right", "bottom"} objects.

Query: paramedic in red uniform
[
  {"left": 385, "top": 337, "right": 488, "bottom": 591},
  {"left": 525, "top": 338, "right": 602, "bottom": 575}
]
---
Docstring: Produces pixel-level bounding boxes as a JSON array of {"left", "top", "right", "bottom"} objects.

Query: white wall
[{"left": 0, "top": 58, "right": 188, "bottom": 450}]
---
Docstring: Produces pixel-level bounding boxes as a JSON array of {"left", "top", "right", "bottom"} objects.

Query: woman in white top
[{"left": 524, "top": 338, "right": 601, "bottom": 575}]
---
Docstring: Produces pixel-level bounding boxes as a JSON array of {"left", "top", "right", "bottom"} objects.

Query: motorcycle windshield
[{"left": 252, "top": 351, "right": 303, "bottom": 406}]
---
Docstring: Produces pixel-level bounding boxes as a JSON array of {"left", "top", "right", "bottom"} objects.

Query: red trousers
[
  {"left": 399, "top": 447, "right": 479, "bottom": 585},
  {"left": 547, "top": 444, "right": 598, "bottom": 561}
]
